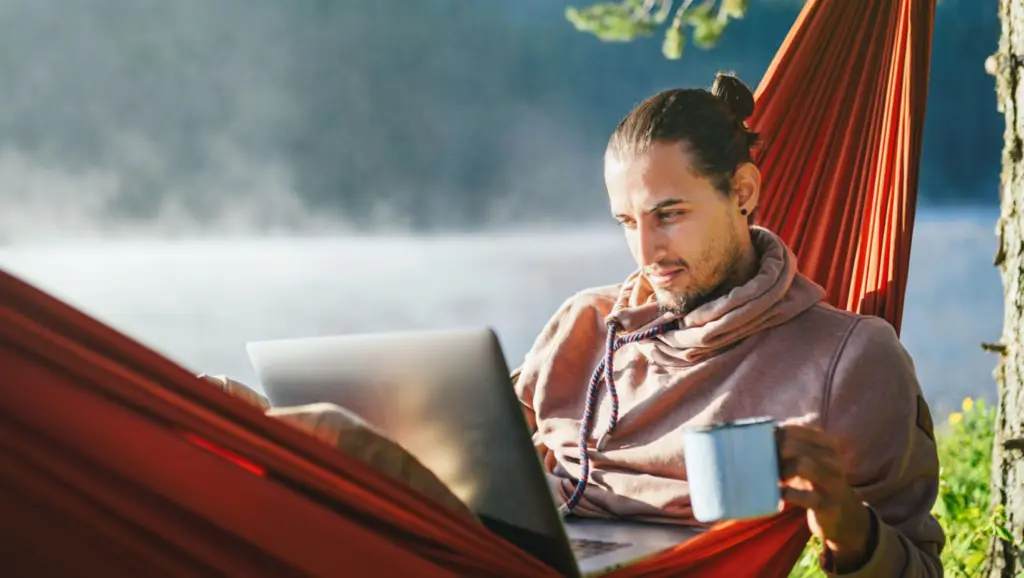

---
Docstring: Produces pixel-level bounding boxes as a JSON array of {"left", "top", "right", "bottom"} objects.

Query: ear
[{"left": 731, "top": 162, "right": 761, "bottom": 213}]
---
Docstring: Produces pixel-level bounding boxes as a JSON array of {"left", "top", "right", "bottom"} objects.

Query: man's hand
[
  {"left": 776, "top": 423, "right": 876, "bottom": 571},
  {"left": 198, "top": 374, "right": 271, "bottom": 411}
]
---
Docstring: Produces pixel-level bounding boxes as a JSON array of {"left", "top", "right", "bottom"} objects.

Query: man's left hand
[{"left": 776, "top": 423, "right": 875, "bottom": 569}]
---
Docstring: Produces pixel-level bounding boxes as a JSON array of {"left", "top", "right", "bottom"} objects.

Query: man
[
  {"left": 210, "top": 75, "right": 945, "bottom": 576},
  {"left": 509, "top": 75, "right": 945, "bottom": 576}
]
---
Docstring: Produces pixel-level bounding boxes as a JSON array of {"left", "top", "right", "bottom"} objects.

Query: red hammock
[{"left": 0, "top": 0, "right": 934, "bottom": 576}]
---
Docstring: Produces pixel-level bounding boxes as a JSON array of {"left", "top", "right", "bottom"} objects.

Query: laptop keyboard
[{"left": 570, "top": 538, "right": 632, "bottom": 560}]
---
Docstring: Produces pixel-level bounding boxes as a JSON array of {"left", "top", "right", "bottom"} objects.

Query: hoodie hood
[{"left": 607, "top": 226, "right": 826, "bottom": 365}]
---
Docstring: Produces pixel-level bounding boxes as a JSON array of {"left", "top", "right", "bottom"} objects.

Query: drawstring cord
[{"left": 559, "top": 318, "right": 677, "bottom": 516}]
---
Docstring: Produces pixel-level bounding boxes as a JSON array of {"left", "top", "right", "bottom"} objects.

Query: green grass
[{"left": 789, "top": 398, "right": 1016, "bottom": 577}]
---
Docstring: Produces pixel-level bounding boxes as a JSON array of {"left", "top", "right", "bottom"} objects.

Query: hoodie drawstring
[{"left": 560, "top": 318, "right": 677, "bottom": 516}]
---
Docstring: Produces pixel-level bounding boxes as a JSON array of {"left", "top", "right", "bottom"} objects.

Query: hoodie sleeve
[
  {"left": 819, "top": 316, "right": 946, "bottom": 577},
  {"left": 509, "top": 289, "right": 614, "bottom": 479},
  {"left": 509, "top": 292, "right": 607, "bottom": 428},
  {"left": 508, "top": 293, "right": 578, "bottom": 433}
]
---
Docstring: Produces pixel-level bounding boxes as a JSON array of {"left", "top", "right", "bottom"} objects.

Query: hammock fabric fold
[
  {"left": 752, "top": 0, "right": 935, "bottom": 335},
  {"left": 0, "top": 0, "right": 934, "bottom": 576}
]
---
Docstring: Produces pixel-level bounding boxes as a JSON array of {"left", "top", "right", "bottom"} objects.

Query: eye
[
  {"left": 657, "top": 210, "right": 686, "bottom": 222},
  {"left": 617, "top": 218, "right": 638, "bottom": 230}
]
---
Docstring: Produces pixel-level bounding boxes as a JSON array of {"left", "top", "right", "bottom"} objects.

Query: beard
[{"left": 651, "top": 229, "right": 748, "bottom": 316}]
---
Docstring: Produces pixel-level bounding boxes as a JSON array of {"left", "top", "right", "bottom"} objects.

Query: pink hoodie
[{"left": 513, "top": 227, "right": 944, "bottom": 577}]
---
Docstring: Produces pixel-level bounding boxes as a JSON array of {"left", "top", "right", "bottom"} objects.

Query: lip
[{"left": 646, "top": 268, "right": 684, "bottom": 286}]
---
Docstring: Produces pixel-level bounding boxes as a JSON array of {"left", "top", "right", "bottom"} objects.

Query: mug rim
[{"left": 683, "top": 416, "right": 776, "bottom": 433}]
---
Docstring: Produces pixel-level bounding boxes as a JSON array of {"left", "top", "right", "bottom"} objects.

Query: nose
[{"left": 634, "top": 220, "right": 663, "bottom": 268}]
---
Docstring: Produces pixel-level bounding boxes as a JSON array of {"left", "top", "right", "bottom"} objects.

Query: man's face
[{"left": 605, "top": 142, "right": 751, "bottom": 314}]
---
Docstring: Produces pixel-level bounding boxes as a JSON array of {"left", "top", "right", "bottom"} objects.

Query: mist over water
[
  {"left": 0, "top": 206, "right": 1003, "bottom": 419},
  {"left": 0, "top": 0, "right": 334, "bottom": 240},
  {"left": 0, "top": 0, "right": 613, "bottom": 239}
]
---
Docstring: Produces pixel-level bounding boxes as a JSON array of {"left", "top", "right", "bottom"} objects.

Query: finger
[
  {"left": 777, "top": 424, "right": 841, "bottom": 453},
  {"left": 779, "top": 469, "right": 816, "bottom": 493},
  {"left": 780, "top": 485, "right": 844, "bottom": 512},
  {"left": 777, "top": 414, "right": 818, "bottom": 429},
  {"left": 780, "top": 486, "right": 823, "bottom": 510},
  {"left": 779, "top": 453, "right": 843, "bottom": 486},
  {"left": 777, "top": 433, "right": 836, "bottom": 461},
  {"left": 777, "top": 438, "right": 844, "bottom": 478}
]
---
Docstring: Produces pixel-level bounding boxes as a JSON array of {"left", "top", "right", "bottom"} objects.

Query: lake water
[{"left": 0, "top": 206, "right": 1004, "bottom": 418}]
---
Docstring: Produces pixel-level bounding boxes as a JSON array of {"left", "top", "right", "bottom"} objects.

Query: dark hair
[{"left": 606, "top": 73, "right": 760, "bottom": 194}]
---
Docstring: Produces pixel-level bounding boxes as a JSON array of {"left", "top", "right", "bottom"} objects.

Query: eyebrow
[{"left": 613, "top": 198, "right": 689, "bottom": 220}]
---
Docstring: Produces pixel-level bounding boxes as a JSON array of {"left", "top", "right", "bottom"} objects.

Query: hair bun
[{"left": 712, "top": 73, "right": 755, "bottom": 121}]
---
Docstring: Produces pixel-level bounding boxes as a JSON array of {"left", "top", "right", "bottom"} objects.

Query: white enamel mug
[{"left": 683, "top": 417, "right": 782, "bottom": 523}]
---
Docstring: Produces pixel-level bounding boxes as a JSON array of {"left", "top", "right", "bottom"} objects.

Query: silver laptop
[{"left": 246, "top": 327, "right": 701, "bottom": 577}]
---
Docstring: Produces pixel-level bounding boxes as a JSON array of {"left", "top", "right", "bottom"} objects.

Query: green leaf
[
  {"left": 691, "top": 16, "right": 727, "bottom": 49},
  {"left": 565, "top": 0, "right": 750, "bottom": 59},
  {"left": 662, "top": 25, "right": 685, "bottom": 60},
  {"left": 721, "top": 0, "right": 749, "bottom": 19},
  {"left": 565, "top": 3, "right": 658, "bottom": 42},
  {"left": 994, "top": 523, "right": 1015, "bottom": 545}
]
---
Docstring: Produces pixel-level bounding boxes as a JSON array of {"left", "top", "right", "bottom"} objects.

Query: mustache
[{"left": 643, "top": 260, "right": 688, "bottom": 276}]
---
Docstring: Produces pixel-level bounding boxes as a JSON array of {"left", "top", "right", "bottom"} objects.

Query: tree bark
[{"left": 988, "top": 1, "right": 1024, "bottom": 575}]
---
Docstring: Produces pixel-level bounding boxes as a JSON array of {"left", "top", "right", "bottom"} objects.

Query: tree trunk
[{"left": 988, "top": 1, "right": 1024, "bottom": 575}]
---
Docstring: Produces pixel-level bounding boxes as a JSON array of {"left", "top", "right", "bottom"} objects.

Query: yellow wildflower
[
  {"left": 962, "top": 397, "right": 974, "bottom": 413},
  {"left": 948, "top": 412, "right": 963, "bottom": 425}
]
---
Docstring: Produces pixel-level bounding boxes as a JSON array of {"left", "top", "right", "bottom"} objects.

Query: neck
[
  {"left": 686, "top": 231, "right": 760, "bottom": 313},
  {"left": 731, "top": 233, "right": 761, "bottom": 289}
]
